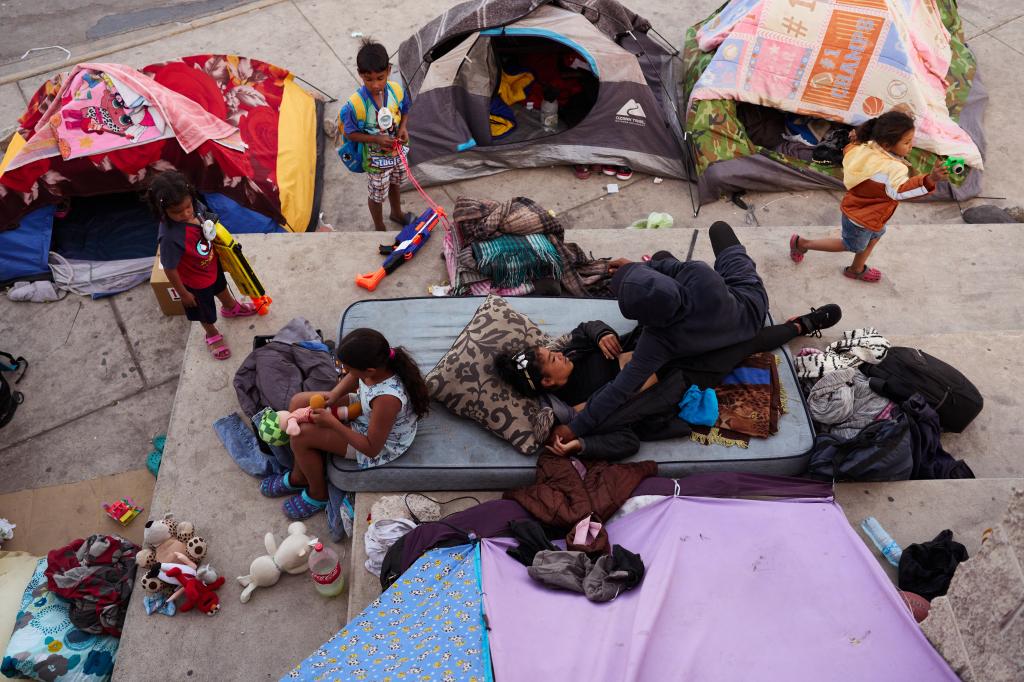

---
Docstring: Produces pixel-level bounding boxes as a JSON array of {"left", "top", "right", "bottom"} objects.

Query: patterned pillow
[{"left": 426, "top": 295, "right": 555, "bottom": 455}]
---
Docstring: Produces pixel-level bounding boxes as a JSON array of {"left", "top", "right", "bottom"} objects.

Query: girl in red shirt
[{"left": 149, "top": 172, "right": 256, "bottom": 360}]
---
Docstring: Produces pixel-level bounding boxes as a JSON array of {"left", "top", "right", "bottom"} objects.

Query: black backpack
[
  {"left": 860, "top": 347, "right": 983, "bottom": 433},
  {"left": 0, "top": 352, "right": 27, "bottom": 429},
  {"left": 805, "top": 415, "right": 914, "bottom": 482}
]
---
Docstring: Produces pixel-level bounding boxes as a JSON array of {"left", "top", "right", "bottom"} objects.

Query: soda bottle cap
[{"left": 314, "top": 542, "right": 324, "bottom": 552}]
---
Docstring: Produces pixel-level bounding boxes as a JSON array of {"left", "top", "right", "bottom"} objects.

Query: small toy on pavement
[
  {"left": 238, "top": 521, "right": 317, "bottom": 603},
  {"left": 103, "top": 497, "right": 144, "bottom": 526}
]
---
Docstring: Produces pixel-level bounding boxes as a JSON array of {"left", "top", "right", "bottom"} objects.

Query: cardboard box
[{"left": 151, "top": 250, "right": 185, "bottom": 316}]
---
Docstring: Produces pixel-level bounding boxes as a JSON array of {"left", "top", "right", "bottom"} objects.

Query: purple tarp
[{"left": 481, "top": 496, "right": 957, "bottom": 681}]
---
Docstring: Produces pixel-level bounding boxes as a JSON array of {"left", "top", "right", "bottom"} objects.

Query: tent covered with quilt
[
  {"left": 397, "top": 0, "right": 686, "bottom": 186},
  {"left": 681, "top": 0, "right": 987, "bottom": 206},
  {"left": 0, "top": 55, "right": 325, "bottom": 292},
  {"left": 284, "top": 474, "right": 959, "bottom": 681}
]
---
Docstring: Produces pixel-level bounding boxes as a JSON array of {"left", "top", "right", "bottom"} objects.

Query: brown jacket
[{"left": 504, "top": 454, "right": 657, "bottom": 554}]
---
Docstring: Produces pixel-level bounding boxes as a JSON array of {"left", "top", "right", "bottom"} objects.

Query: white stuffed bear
[{"left": 237, "top": 521, "right": 316, "bottom": 603}]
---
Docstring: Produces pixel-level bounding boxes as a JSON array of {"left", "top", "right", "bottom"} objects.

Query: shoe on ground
[{"left": 791, "top": 303, "right": 842, "bottom": 338}]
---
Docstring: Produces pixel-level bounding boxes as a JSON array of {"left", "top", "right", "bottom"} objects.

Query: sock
[
  {"left": 301, "top": 489, "right": 328, "bottom": 507},
  {"left": 709, "top": 221, "right": 741, "bottom": 256}
]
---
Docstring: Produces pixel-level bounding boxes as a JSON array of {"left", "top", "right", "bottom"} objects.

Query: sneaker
[
  {"left": 615, "top": 166, "right": 633, "bottom": 181},
  {"left": 602, "top": 165, "right": 618, "bottom": 176},
  {"left": 573, "top": 164, "right": 592, "bottom": 180},
  {"left": 789, "top": 303, "right": 842, "bottom": 338}
]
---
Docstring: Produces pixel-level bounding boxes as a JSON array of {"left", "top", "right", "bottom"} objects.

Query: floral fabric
[
  {"left": 282, "top": 545, "right": 490, "bottom": 682},
  {"left": 426, "top": 295, "right": 555, "bottom": 456},
  {"left": 1, "top": 559, "right": 118, "bottom": 682}
]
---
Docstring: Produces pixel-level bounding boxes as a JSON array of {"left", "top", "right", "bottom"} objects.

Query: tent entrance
[
  {"left": 481, "top": 33, "right": 599, "bottom": 146},
  {"left": 51, "top": 192, "right": 159, "bottom": 263}
]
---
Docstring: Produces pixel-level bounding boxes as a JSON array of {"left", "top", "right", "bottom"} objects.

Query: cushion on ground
[
  {"left": 329, "top": 297, "right": 815, "bottom": 492},
  {"left": 0, "top": 552, "right": 41, "bottom": 657},
  {"left": 1, "top": 559, "right": 119, "bottom": 682},
  {"left": 425, "top": 294, "right": 555, "bottom": 456}
]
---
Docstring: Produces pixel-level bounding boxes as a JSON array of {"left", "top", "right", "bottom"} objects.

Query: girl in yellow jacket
[{"left": 789, "top": 112, "right": 949, "bottom": 283}]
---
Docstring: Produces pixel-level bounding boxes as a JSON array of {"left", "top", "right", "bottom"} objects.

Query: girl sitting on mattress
[
  {"left": 495, "top": 304, "right": 841, "bottom": 460},
  {"left": 260, "top": 328, "right": 430, "bottom": 520}
]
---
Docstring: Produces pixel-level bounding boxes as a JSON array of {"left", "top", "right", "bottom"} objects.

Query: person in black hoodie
[
  {"left": 496, "top": 304, "right": 841, "bottom": 459},
  {"left": 552, "top": 221, "right": 841, "bottom": 444}
]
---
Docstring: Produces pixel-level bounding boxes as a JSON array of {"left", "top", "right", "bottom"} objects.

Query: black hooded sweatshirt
[{"left": 568, "top": 247, "right": 768, "bottom": 436}]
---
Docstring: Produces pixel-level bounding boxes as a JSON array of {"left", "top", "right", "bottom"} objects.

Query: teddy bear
[
  {"left": 136, "top": 513, "right": 209, "bottom": 592},
  {"left": 237, "top": 521, "right": 316, "bottom": 603}
]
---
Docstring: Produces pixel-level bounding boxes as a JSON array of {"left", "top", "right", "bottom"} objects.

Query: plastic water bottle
[
  {"left": 309, "top": 542, "right": 345, "bottom": 597},
  {"left": 861, "top": 517, "right": 902, "bottom": 567},
  {"left": 541, "top": 88, "right": 558, "bottom": 133}
]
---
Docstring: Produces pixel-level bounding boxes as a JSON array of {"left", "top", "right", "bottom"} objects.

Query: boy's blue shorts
[{"left": 841, "top": 214, "right": 885, "bottom": 253}]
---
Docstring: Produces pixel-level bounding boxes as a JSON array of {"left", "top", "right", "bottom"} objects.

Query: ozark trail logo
[{"left": 615, "top": 99, "right": 647, "bottom": 126}]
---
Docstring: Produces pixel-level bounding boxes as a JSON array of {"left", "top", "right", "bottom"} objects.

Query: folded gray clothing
[
  {"left": 528, "top": 550, "right": 592, "bottom": 593},
  {"left": 7, "top": 280, "right": 64, "bottom": 302},
  {"left": 807, "top": 368, "right": 893, "bottom": 440},
  {"left": 529, "top": 547, "right": 645, "bottom": 603}
]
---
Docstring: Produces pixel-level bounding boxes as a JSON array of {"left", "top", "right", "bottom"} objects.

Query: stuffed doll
[
  {"left": 238, "top": 521, "right": 316, "bottom": 603},
  {"left": 277, "top": 394, "right": 362, "bottom": 436}
]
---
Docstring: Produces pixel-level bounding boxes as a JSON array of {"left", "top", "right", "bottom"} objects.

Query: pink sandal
[
  {"left": 789, "top": 234, "right": 806, "bottom": 263},
  {"left": 221, "top": 300, "right": 257, "bottom": 318},
  {"left": 843, "top": 265, "right": 882, "bottom": 283},
  {"left": 205, "top": 334, "right": 231, "bottom": 360}
]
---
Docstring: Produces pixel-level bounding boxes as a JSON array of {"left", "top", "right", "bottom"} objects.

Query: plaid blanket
[
  {"left": 450, "top": 196, "right": 612, "bottom": 297},
  {"left": 473, "top": 233, "right": 563, "bottom": 288},
  {"left": 691, "top": 352, "right": 785, "bottom": 448}
]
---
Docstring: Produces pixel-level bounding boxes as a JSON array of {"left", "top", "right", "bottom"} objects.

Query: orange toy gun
[{"left": 355, "top": 207, "right": 441, "bottom": 292}]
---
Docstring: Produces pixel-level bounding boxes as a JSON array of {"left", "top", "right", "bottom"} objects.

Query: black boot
[{"left": 790, "top": 304, "right": 842, "bottom": 337}]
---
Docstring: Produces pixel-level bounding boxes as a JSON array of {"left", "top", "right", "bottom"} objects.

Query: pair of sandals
[
  {"left": 789, "top": 234, "right": 882, "bottom": 283},
  {"left": 204, "top": 300, "right": 258, "bottom": 360},
  {"left": 260, "top": 472, "right": 328, "bottom": 520}
]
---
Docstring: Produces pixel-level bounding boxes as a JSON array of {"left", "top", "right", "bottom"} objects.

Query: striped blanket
[{"left": 472, "top": 234, "right": 563, "bottom": 288}]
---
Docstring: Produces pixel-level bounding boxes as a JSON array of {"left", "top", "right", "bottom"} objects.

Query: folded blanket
[
  {"left": 472, "top": 233, "right": 563, "bottom": 288},
  {"left": 691, "top": 352, "right": 784, "bottom": 448}
]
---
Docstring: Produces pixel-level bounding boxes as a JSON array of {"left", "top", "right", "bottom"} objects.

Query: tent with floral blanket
[
  {"left": 0, "top": 55, "right": 324, "bottom": 288},
  {"left": 680, "top": 0, "right": 986, "bottom": 206}
]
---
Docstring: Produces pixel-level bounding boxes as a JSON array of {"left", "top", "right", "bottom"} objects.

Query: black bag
[
  {"left": 860, "top": 347, "right": 983, "bottom": 433},
  {"left": 805, "top": 414, "right": 914, "bottom": 482},
  {"left": 0, "top": 352, "right": 27, "bottom": 429}
]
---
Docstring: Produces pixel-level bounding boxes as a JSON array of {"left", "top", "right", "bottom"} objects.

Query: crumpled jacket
[
  {"left": 45, "top": 534, "right": 139, "bottom": 637},
  {"left": 807, "top": 368, "right": 894, "bottom": 440},
  {"left": 233, "top": 320, "right": 338, "bottom": 417},
  {"left": 504, "top": 454, "right": 657, "bottom": 553}
]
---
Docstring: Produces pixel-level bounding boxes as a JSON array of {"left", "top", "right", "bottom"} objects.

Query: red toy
[{"left": 164, "top": 566, "right": 225, "bottom": 616}]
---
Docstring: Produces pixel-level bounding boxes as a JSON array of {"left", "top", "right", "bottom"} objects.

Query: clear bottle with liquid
[
  {"left": 309, "top": 542, "right": 345, "bottom": 597},
  {"left": 861, "top": 517, "right": 902, "bottom": 567},
  {"left": 541, "top": 87, "right": 559, "bottom": 133}
]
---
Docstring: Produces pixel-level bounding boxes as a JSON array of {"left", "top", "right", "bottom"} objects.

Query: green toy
[
  {"left": 256, "top": 407, "right": 288, "bottom": 446},
  {"left": 943, "top": 156, "right": 967, "bottom": 185}
]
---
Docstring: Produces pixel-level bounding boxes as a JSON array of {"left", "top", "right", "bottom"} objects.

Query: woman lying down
[{"left": 495, "top": 306, "right": 841, "bottom": 461}]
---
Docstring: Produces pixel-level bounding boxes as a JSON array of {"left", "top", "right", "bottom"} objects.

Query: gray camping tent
[{"left": 398, "top": 0, "right": 686, "bottom": 185}]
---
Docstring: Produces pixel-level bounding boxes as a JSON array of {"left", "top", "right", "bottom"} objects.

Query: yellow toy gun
[{"left": 209, "top": 221, "right": 272, "bottom": 316}]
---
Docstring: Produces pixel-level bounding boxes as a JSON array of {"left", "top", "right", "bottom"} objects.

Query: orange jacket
[{"left": 840, "top": 142, "right": 935, "bottom": 232}]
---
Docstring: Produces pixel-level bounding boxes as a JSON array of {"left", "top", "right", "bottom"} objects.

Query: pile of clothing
[
  {"left": 798, "top": 328, "right": 974, "bottom": 481},
  {"left": 447, "top": 196, "right": 612, "bottom": 296},
  {"left": 45, "top": 535, "right": 139, "bottom": 637}
]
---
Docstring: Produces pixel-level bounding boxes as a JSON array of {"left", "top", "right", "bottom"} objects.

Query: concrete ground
[{"left": 0, "top": 0, "right": 1020, "bottom": 679}]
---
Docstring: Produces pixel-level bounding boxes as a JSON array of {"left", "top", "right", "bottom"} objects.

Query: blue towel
[{"left": 678, "top": 385, "right": 719, "bottom": 427}]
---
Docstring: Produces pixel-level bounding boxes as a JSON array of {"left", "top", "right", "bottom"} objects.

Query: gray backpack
[{"left": 805, "top": 414, "right": 913, "bottom": 481}]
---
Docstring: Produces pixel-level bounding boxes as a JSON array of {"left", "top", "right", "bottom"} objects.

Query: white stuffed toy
[{"left": 237, "top": 521, "right": 316, "bottom": 603}]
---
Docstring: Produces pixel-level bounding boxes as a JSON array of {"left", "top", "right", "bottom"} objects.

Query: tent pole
[{"left": 293, "top": 76, "right": 338, "bottom": 103}]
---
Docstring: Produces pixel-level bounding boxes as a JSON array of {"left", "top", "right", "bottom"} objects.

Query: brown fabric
[
  {"left": 452, "top": 196, "right": 612, "bottom": 296},
  {"left": 691, "top": 352, "right": 783, "bottom": 447},
  {"left": 504, "top": 453, "right": 657, "bottom": 553},
  {"left": 426, "top": 295, "right": 555, "bottom": 455}
]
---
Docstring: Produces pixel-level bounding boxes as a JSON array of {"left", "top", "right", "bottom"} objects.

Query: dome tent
[
  {"left": 0, "top": 55, "right": 325, "bottom": 291},
  {"left": 397, "top": 0, "right": 687, "bottom": 186}
]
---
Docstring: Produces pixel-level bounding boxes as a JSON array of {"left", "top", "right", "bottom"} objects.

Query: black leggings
[{"left": 669, "top": 322, "right": 799, "bottom": 389}]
